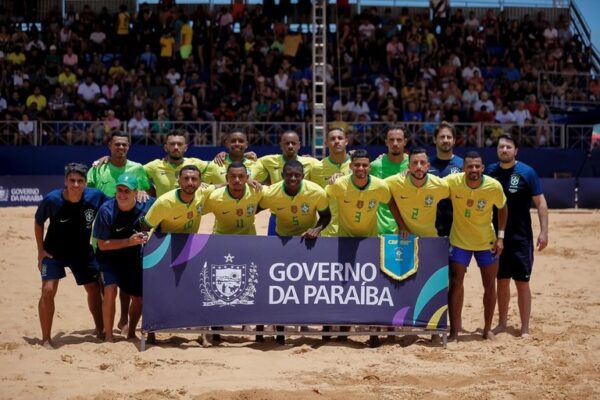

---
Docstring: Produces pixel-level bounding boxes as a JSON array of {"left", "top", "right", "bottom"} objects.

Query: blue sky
[{"left": 576, "top": 0, "right": 600, "bottom": 50}]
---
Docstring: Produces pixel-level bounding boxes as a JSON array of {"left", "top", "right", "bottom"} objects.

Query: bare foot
[
  {"left": 104, "top": 335, "right": 115, "bottom": 343},
  {"left": 117, "top": 320, "right": 127, "bottom": 331},
  {"left": 447, "top": 332, "right": 459, "bottom": 342},
  {"left": 483, "top": 330, "right": 496, "bottom": 341},
  {"left": 492, "top": 323, "right": 507, "bottom": 335},
  {"left": 94, "top": 328, "right": 105, "bottom": 341},
  {"left": 120, "top": 323, "right": 129, "bottom": 336},
  {"left": 127, "top": 333, "right": 139, "bottom": 341},
  {"left": 520, "top": 331, "right": 531, "bottom": 339},
  {"left": 41, "top": 340, "right": 54, "bottom": 349},
  {"left": 430, "top": 334, "right": 441, "bottom": 343},
  {"left": 198, "top": 334, "right": 212, "bottom": 348}
]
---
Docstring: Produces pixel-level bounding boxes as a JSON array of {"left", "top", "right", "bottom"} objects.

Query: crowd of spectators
[{"left": 0, "top": 2, "right": 596, "bottom": 147}]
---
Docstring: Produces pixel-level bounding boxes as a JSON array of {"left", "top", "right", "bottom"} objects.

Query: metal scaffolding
[{"left": 312, "top": 0, "right": 327, "bottom": 158}]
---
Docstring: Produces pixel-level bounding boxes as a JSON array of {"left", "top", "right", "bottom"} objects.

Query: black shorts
[
  {"left": 100, "top": 263, "right": 143, "bottom": 297},
  {"left": 498, "top": 239, "right": 534, "bottom": 282}
]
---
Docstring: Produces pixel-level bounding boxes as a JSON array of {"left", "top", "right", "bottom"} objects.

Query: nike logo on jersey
[
  {"left": 116, "top": 227, "right": 125, "bottom": 232},
  {"left": 276, "top": 207, "right": 285, "bottom": 211},
  {"left": 59, "top": 218, "right": 70, "bottom": 223},
  {"left": 173, "top": 216, "right": 182, "bottom": 220},
  {"left": 222, "top": 211, "right": 230, "bottom": 214},
  {"left": 400, "top": 196, "right": 409, "bottom": 199},
  {"left": 454, "top": 195, "right": 463, "bottom": 199},
  {"left": 344, "top": 200, "right": 352, "bottom": 203}
]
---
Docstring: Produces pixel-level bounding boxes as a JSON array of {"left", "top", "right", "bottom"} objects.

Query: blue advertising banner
[
  {"left": 142, "top": 234, "right": 449, "bottom": 332},
  {"left": 0, "top": 176, "right": 63, "bottom": 207}
]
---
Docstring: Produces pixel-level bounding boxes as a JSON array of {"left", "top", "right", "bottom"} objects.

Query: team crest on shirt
[
  {"left": 236, "top": 208, "right": 243, "bottom": 216},
  {"left": 509, "top": 174, "right": 520, "bottom": 193},
  {"left": 291, "top": 205, "right": 298, "bottom": 214},
  {"left": 477, "top": 199, "right": 487, "bottom": 210},
  {"left": 84, "top": 209, "right": 95, "bottom": 228},
  {"left": 368, "top": 199, "right": 376, "bottom": 210},
  {"left": 200, "top": 253, "right": 257, "bottom": 306},
  {"left": 197, "top": 205, "right": 203, "bottom": 214},
  {"left": 467, "top": 199, "right": 474, "bottom": 207},
  {"left": 450, "top": 167, "right": 461, "bottom": 174},
  {"left": 357, "top": 200, "right": 364, "bottom": 209},
  {"left": 424, "top": 195, "right": 434, "bottom": 207},
  {"left": 247, "top": 205, "right": 255, "bottom": 216},
  {"left": 301, "top": 203, "right": 310, "bottom": 214}
]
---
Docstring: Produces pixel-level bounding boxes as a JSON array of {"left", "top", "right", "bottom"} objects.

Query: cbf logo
[
  {"left": 509, "top": 174, "right": 520, "bottom": 193},
  {"left": 200, "top": 253, "right": 257, "bottom": 306},
  {"left": 0, "top": 186, "right": 8, "bottom": 202},
  {"left": 84, "top": 209, "right": 95, "bottom": 228},
  {"left": 424, "top": 195, "right": 434, "bottom": 207},
  {"left": 450, "top": 167, "right": 461, "bottom": 174},
  {"left": 368, "top": 199, "right": 376, "bottom": 210},
  {"left": 477, "top": 199, "right": 487, "bottom": 210}
]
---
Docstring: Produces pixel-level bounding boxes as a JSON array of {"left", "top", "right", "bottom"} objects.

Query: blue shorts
[
  {"left": 449, "top": 245, "right": 497, "bottom": 268},
  {"left": 267, "top": 214, "right": 277, "bottom": 236},
  {"left": 100, "top": 263, "right": 143, "bottom": 297},
  {"left": 40, "top": 257, "right": 98, "bottom": 285},
  {"left": 498, "top": 239, "right": 534, "bottom": 282}
]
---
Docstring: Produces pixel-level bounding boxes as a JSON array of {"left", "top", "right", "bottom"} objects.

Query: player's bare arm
[{"left": 533, "top": 194, "right": 549, "bottom": 251}]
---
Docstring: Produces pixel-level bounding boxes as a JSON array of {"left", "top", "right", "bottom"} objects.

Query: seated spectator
[
  {"left": 174, "top": 91, "right": 198, "bottom": 120},
  {"left": 513, "top": 101, "right": 532, "bottom": 127},
  {"left": 332, "top": 95, "right": 352, "bottom": 121},
  {"left": 495, "top": 104, "right": 517, "bottom": 131},
  {"left": 26, "top": 86, "right": 48, "bottom": 114},
  {"left": 128, "top": 109, "right": 151, "bottom": 143},
  {"left": 139, "top": 44, "right": 157, "bottom": 71},
  {"left": 108, "top": 59, "right": 127, "bottom": 81},
  {"left": 101, "top": 78, "right": 119, "bottom": 104},
  {"left": 462, "top": 82, "right": 479, "bottom": 113},
  {"left": 89, "top": 24, "right": 107, "bottom": 53},
  {"left": 474, "top": 104, "right": 494, "bottom": 123},
  {"left": 165, "top": 67, "right": 181, "bottom": 87},
  {"left": 403, "top": 101, "right": 424, "bottom": 122},
  {"left": 150, "top": 109, "right": 172, "bottom": 144},
  {"left": 7, "top": 46, "right": 26, "bottom": 66},
  {"left": 62, "top": 46, "right": 79, "bottom": 69},
  {"left": 16, "top": 113, "right": 35, "bottom": 145},
  {"left": 351, "top": 94, "right": 370, "bottom": 121},
  {"left": 474, "top": 91, "right": 495, "bottom": 113},
  {"left": 464, "top": 11, "right": 480, "bottom": 35},
  {"left": 535, "top": 104, "right": 550, "bottom": 147},
  {"left": 77, "top": 75, "right": 101, "bottom": 107},
  {"left": 58, "top": 66, "right": 78, "bottom": 88}
]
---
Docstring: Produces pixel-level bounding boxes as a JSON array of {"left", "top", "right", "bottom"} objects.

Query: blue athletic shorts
[
  {"left": 100, "top": 263, "right": 143, "bottom": 297},
  {"left": 267, "top": 214, "right": 277, "bottom": 236},
  {"left": 498, "top": 239, "right": 534, "bottom": 282},
  {"left": 40, "top": 257, "right": 98, "bottom": 285},
  {"left": 449, "top": 245, "right": 497, "bottom": 268}
]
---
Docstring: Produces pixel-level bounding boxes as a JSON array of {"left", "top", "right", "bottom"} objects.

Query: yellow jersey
[
  {"left": 144, "top": 186, "right": 214, "bottom": 234},
  {"left": 259, "top": 180, "right": 329, "bottom": 236},
  {"left": 180, "top": 23, "right": 193, "bottom": 46},
  {"left": 307, "top": 156, "right": 351, "bottom": 236},
  {"left": 252, "top": 154, "right": 318, "bottom": 184},
  {"left": 326, "top": 175, "right": 391, "bottom": 237},
  {"left": 202, "top": 156, "right": 257, "bottom": 185},
  {"left": 445, "top": 173, "right": 507, "bottom": 250},
  {"left": 143, "top": 157, "right": 209, "bottom": 197},
  {"left": 386, "top": 173, "right": 450, "bottom": 237},
  {"left": 203, "top": 184, "right": 262, "bottom": 235}
]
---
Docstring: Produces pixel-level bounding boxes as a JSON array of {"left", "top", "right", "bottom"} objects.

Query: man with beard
[
  {"left": 486, "top": 134, "right": 548, "bottom": 338},
  {"left": 307, "top": 128, "right": 351, "bottom": 237},
  {"left": 428, "top": 122, "right": 464, "bottom": 237},
  {"left": 387, "top": 147, "right": 450, "bottom": 239},
  {"left": 445, "top": 152, "right": 507, "bottom": 341},
  {"left": 370, "top": 125, "right": 409, "bottom": 234},
  {"left": 252, "top": 130, "right": 319, "bottom": 235}
]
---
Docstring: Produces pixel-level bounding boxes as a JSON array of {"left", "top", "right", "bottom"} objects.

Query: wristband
[{"left": 497, "top": 230, "right": 505, "bottom": 239}]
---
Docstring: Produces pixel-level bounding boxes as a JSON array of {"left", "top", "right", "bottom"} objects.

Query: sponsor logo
[
  {"left": 200, "top": 253, "right": 257, "bottom": 306},
  {"left": 59, "top": 218, "right": 70, "bottom": 223},
  {"left": 116, "top": 227, "right": 125, "bottom": 232},
  {"left": 0, "top": 186, "right": 8, "bottom": 202},
  {"left": 276, "top": 207, "right": 286, "bottom": 211},
  {"left": 455, "top": 195, "right": 464, "bottom": 199},
  {"left": 400, "top": 196, "right": 409, "bottom": 200},
  {"left": 7, "top": 187, "right": 43, "bottom": 202},
  {"left": 173, "top": 215, "right": 182, "bottom": 220}
]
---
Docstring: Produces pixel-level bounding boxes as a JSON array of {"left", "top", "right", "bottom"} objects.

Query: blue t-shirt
[
  {"left": 429, "top": 155, "right": 464, "bottom": 236},
  {"left": 93, "top": 198, "right": 155, "bottom": 268},
  {"left": 486, "top": 161, "right": 543, "bottom": 241},
  {"left": 35, "top": 188, "right": 108, "bottom": 261}
]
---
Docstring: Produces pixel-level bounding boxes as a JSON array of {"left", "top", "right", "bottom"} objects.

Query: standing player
[
  {"left": 387, "top": 148, "right": 450, "bottom": 238},
  {"left": 307, "top": 128, "right": 351, "bottom": 237},
  {"left": 428, "top": 122, "right": 464, "bottom": 236},
  {"left": 87, "top": 131, "right": 151, "bottom": 332},
  {"left": 202, "top": 131, "right": 257, "bottom": 185},
  {"left": 253, "top": 131, "right": 319, "bottom": 235},
  {"left": 35, "top": 163, "right": 108, "bottom": 348},
  {"left": 486, "top": 134, "right": 548, "bottom": 338},
  {"left": 144, "top": 165, "right": 213, "bottom": 234},
  {"left": 260, "top": 159, "right": 331, "bottom": 238},
  {"left": 93, "top": 174, "right": 154, "bottom": 342},
  {"left": 325, "top": 149, "right": 391, "bottom": 347},
  {"left": 370, "top": 125, "right": 409, "bottom": 234},
  {"left": 144, "top": 131, "right": 208, "bottom": 197},
  {"left": 445, "top": 151, "right": 507, "bottom": 341}
]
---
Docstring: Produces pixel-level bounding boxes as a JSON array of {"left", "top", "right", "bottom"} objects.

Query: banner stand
[{"left": 139, "top": 326, "right": 448, "bottom": 351}]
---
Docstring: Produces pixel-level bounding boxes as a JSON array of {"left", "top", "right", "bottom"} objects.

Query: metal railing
[
  {"left": 2, "top": 120, "right": 596, "bottom": 149},
  {"left": 0, "top": 120, "right": 38, "bottom": 146},
  {"left": 127, "top": 121, "right": 218, "bottom": 146}
]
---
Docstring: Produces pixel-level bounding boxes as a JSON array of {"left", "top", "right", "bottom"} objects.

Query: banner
[
  {"left": 142, "top": 234, "right": 449, "bottom": 332},
  {"left": 0, "top": 176, "right": 62, "bottom": 207}
]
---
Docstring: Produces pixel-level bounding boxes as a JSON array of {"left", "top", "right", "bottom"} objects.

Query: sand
[{"left": 1, "top": 207, "right": 599, "bottom": 400}]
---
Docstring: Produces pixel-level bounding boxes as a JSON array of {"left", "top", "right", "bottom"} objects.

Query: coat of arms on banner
[{"left": 200, "top": 253, "right": 258, "bottom": 306}]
